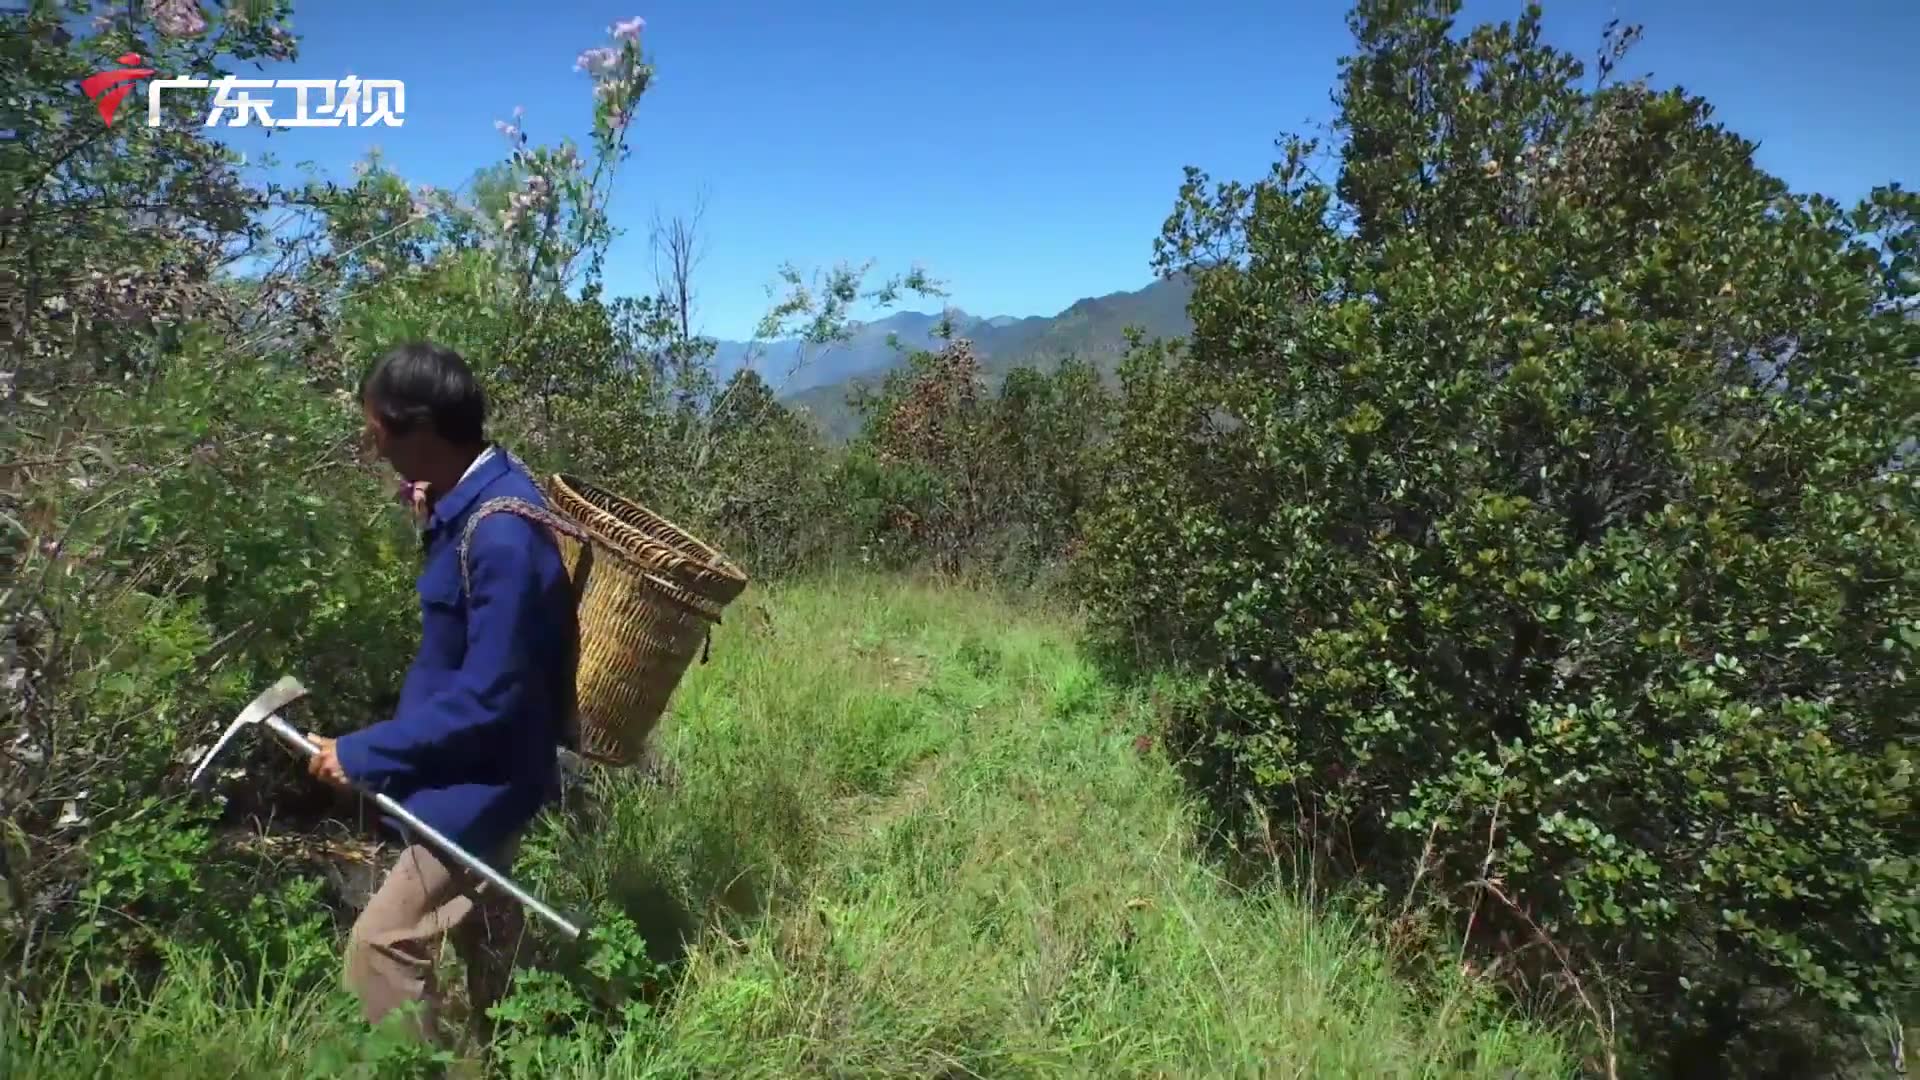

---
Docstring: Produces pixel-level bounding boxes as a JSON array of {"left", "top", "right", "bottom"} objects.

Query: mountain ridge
[{"left": 716, "top": 275, "right": 1194, "bottom": 441}]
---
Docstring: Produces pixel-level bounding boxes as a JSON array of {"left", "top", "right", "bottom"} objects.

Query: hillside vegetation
[
  {"left": 2, "top": 580, "right": 1570, "bottom": 1077},
  {"left": 3, "top": 1, "right": 1914, "bottom": 1077}
]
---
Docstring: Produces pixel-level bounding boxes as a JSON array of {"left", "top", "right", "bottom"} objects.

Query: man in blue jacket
[{"left": 305, "top": 341, "right": 576, "bottom": 1044}]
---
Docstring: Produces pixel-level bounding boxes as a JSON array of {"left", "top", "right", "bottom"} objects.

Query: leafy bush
[
  {"left": 1081, "top": 0, "right": 1918, "bottom": 1071},
  {"left": 701, "top": 369, "right": 860, "bottom": 574},
  {"left": 848, "top": 340, "right": 1116, "bottom": 581},
  {"left": 3, "top": 349, "right": 416, "bottom": 1001},
  {"left": 1, "top": 0, "right": 928, "bottom": 1017}
]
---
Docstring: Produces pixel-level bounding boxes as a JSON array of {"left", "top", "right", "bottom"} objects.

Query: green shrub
[
  {"left": 1081, "top": 1, "right": 1919, "bottom": 1071},
  {"left": 847, "top": 342, "right": 1117, "bottom": 581},
  {"left": 2, "top": 1, "right": 942, "bottom": 1009},
  {"left": 2, "top": 349, "right": 417, "bottom": 996}
]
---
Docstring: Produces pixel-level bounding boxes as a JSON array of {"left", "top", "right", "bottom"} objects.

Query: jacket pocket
[
  {"left": 413, "top": 564, "right": 468, "bottom": 668},
  {"left": 415, "top": 556, "right": 464, "bottom": 611}
]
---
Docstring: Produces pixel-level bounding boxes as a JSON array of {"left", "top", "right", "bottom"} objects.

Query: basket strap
[
  {"left": 458, "top": 496, "right": 591, "bottom": 599},
  {"left": 459, "top": 495, "right": 592, "bottom": 752}
]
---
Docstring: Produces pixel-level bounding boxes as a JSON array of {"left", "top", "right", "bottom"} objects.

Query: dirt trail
[{"left": 832, "top": 754, "right": 944, "bottom": 848}]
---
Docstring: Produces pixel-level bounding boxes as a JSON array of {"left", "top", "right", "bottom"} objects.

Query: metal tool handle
[{"left": 260, "top": 713, "right": 584, "bottom": 941}]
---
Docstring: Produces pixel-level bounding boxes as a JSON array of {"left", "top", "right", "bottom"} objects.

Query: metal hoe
[{"left": 191, "top": 675, "right": 584, "bottom": 941}]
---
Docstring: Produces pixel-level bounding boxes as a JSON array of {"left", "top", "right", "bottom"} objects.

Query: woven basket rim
[
  {"left": 546, "top": 473, "right": 748, "bottom": 598},
  {"left": 547, "top": 523, "right": 729, "bottom": 623},
  {"left": 551, "top": 472, "right": 745, "bottom": 572}
]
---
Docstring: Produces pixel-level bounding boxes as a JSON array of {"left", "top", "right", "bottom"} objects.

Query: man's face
[{"left": 360, "top": 397, "right": 411, "bottom": 477}]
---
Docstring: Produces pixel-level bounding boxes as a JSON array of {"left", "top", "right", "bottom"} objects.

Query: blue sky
[{"left": 207, "top": 0, "right": 1916, "bottom": 341}]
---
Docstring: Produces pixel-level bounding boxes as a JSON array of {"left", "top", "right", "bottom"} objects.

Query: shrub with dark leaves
[{"left": 1081, "top": 1, "right": 1919, "bottom": 1072}]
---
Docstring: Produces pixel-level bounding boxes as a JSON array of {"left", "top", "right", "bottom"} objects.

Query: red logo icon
[{"left": 80, "top": 53, "right": 157, "bottom": 126}]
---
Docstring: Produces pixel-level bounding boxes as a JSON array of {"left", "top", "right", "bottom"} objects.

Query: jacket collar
[{"left": 425, "top": 445, "right": 509, "bottom": 536}]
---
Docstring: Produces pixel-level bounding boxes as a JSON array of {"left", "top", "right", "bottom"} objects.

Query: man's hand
[
  {"left": 395, "top": 479, "right": 432, "bottom": 527},
  {"left": 306, "top": 733, "right": 349, "bottom": 789}
]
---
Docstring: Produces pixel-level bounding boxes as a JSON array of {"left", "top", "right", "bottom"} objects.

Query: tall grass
[{"left": 2, "top": 576, "right": 1571, "bottom": 1077}]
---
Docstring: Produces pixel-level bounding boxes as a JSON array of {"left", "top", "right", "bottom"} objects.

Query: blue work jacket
[{"left": 335, "top": 448, "right": 576, "bottom": 856}]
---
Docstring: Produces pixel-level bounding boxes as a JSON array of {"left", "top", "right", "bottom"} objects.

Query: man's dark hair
[{"left": 359, "top": 341, "right": 487, "bottom": 445}]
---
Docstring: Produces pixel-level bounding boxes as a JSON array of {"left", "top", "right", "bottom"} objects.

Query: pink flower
[
  {"left": 494, "top": 119, "right": 519, "bottom": 140},
  {"left": 595, "top": 74, "right": 643, "bottom": 103},
  {"left": 147, "top": 0, "right": 207, "bottom": 37},
  {"left": 574, "top": 46, "right": 620, "bottom": 76},
  {"left": 513, "top": 104, "right": 525, "bottom": 120},
  {"left": 611, "top": 16, "right": 645, "bottom": 41}
]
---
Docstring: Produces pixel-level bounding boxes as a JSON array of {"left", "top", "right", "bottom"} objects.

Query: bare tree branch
[{"left": 649, "top": 187, "right": 710, "bottom": 342}]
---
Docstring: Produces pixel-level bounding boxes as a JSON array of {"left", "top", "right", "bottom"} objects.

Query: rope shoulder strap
[
  {"left": 457, "top": 495, "right": 590, "bottom": 599},
  {"left": 456, "top": 447, "right": 587, "bottom": 593},
  {"left": 457, "top": 493, "right": 593, "bottom": 752}
]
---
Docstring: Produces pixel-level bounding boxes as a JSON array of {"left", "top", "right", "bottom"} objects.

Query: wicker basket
[{"left": 461, "top": 469, "right": 749, "bottom": 767}]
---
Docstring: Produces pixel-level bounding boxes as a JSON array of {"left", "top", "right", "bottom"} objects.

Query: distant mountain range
[{"left": 710, "top": 275, "right": 1194, "bottom": 441}]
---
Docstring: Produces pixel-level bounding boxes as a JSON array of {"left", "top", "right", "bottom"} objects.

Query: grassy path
[{"left": 3, "top": 577, "right": 1569, "bottom": 1078}]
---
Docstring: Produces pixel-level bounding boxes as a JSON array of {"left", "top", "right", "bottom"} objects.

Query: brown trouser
[{"left": 345, "top": 836, "right": 526, "bottom": 1045}]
